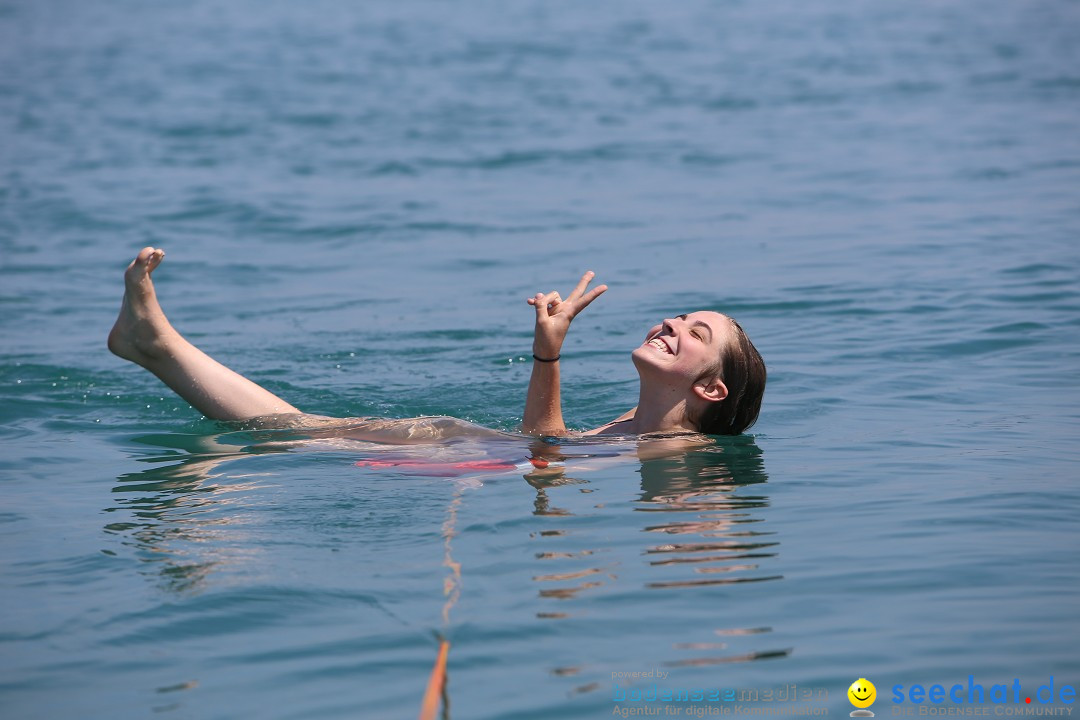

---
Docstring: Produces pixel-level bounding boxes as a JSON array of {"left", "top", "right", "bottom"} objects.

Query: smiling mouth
[
  {"left": 853, "top": 693, "right": 871, "bottom": 701},
  {"left": 647, "top": 337, "right": 673, "bottom": 355}
]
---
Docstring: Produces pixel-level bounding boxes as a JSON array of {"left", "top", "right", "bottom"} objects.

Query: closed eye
[{"left": 690, "top": 320, "right": 713, "bottom": 344}]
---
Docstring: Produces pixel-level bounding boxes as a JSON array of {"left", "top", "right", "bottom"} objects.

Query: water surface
[{"left": 2, "top": 0, "right": 1079, "bottom": 717}]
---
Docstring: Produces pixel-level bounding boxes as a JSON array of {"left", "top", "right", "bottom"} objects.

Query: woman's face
[{"left": 631, "top": 310, "right": 731, "bottom": 384}]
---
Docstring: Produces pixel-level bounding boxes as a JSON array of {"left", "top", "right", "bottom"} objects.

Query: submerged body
[{"left": 109, "top": 248, "right": 764, "bottom": 439}]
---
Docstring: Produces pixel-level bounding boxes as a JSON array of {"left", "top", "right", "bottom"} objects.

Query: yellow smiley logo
[{"left": 848, "top": 678, "right": 877, "bottom": 709}]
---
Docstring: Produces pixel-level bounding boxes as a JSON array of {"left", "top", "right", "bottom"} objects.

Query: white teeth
[{"left": 649, "top": 338, "right": 673, "bottom": 354}]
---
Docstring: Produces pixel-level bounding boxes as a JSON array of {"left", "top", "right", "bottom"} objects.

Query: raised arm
[{"left": 521, "top": 271, "right": 607, "bottom": 435}]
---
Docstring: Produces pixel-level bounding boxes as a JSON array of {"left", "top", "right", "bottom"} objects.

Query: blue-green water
[{"left": 2, "top": 0, "right": 1079, "bottom": 718}]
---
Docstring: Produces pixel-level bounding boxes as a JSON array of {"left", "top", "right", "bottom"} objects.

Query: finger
[
  {"left": 549, "top": 291, "right": 562, "bottom": 307},
  {"left": 534, "top": 291, "right": 558, "bottom": 318},
  {"left": 575, "top": 284, "right": 608, "bottom": 311},
  {"left": 567, "top": 271, "right": 595, "bottom": 302}
]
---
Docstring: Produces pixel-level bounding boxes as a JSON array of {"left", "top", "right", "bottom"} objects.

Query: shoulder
[{"left": 583, "top": 409, "right": 636, "bottom": 436}]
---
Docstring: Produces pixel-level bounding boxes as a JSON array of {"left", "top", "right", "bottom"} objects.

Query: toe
[{"left": 147, "top": 248, "right": 165, "bottom": 272}]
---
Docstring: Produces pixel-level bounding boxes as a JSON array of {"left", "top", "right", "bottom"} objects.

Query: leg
[{"left": 108, "top": 247, "right": 302, "bottom": 421}]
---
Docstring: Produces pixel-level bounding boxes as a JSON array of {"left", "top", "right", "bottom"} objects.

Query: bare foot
[{"left": 108, "top": 247, "right": 176, "bottom": 366}]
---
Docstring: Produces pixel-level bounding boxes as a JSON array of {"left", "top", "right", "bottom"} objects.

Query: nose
[{"left": 662, "top": 317, "right": 682, "bottom": 334}]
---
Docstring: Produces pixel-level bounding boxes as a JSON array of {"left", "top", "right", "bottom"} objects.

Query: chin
[{"left": 631, "top": 346, "right": 667, "bottom": 374}]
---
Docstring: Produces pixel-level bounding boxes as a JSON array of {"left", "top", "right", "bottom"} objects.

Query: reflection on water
[
  {"left": 642, "top": 441, "right": 791, "bottom": 667},
  {"left": 106, "top": 426, "right": 788, "bottom": 713},
  {"left": 637, "top": 441, "right": 779, "bottom": 590},
  {"left": 526, "top": 435, "right": 791, "bottom": 675},
  {"left": 105, "top": 431, "right": 282, "bottom": 593}
]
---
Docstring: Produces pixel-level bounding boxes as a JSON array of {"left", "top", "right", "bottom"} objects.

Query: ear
[{"left": 693, "top": 376, "right": 728, "bottom": 403}]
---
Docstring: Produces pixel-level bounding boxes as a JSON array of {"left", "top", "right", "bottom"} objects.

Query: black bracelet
[{"left": 533, "top": 353, "right": 560, "bottom": 363}]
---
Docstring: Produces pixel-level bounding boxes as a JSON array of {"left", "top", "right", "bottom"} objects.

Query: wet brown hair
[{"left": 695, "top": 316, "right": 766, "bottom": 435}]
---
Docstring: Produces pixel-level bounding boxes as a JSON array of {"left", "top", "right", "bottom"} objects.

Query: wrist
[{"left": 533, "top": 341, "right": 563, "bottom": 357}]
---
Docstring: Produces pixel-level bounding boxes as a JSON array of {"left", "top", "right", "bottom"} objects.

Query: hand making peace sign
[{"left": 526, "top": 271, "right": 608, "bottom": 360}]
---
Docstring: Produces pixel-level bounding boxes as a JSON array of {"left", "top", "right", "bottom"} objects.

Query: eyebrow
[{"left": 678, "top": 314, "right": 713, "bottom": 343}]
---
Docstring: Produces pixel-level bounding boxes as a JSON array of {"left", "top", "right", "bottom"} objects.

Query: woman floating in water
[{"left": 109, "top": 247, "right": 765, "bottom": 438}]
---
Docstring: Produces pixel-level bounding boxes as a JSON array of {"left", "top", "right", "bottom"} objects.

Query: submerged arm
[{"left": 521, "top": 272, "right": 607, "bottom": 435}]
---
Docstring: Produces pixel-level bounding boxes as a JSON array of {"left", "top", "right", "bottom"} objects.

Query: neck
[{"left": 628, "top": 386, "right": 698, "bottom": 435}]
